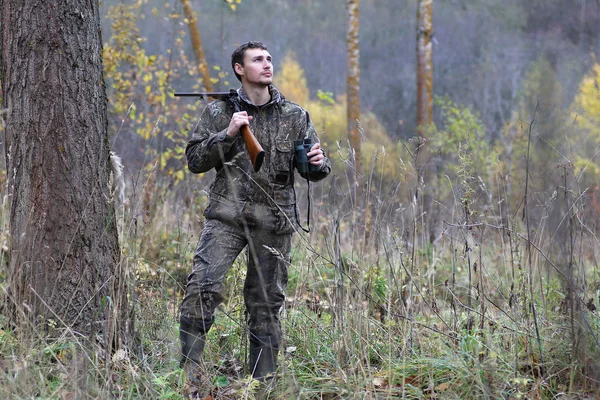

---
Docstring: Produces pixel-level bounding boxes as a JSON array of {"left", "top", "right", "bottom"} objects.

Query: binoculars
[{"left": 294, "top": 138, "right": 320, "bottom": 174}]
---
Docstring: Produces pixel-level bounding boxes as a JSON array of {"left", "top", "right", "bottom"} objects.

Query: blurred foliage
[
  {"left": 273, "top": 52, "right": 310, "bottom": 105},
  {"left": 103, "top": 1, "right": 215, "bottom": 184},
  {"left": 223, "top": 0, "right": 242, "bottom": 11},
  {"left": 425, "top": 96, "right": 493, "bottom": 205},
  {"left": 274, "top": 52, "right": 403, "bottom": 182},
  {"left": 571, "top": 62, "right": 600, "bottom": 182},
  {"left": 518, "top": 57, "right": 563, "bottom": 116},
  {"left": 495, "top": 56, "right": 569, "bottom": 208},
  {"left": 429, "top": 96, "right": 490, "bottom": 176}
]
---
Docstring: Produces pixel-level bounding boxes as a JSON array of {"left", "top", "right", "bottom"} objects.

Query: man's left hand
[{"left": 307, "top": 143, "right": 326, "bottom": 167}]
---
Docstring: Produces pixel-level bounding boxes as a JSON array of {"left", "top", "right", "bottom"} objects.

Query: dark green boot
[
  {"left": 179, "top": 315, "right": 210, "bottom": 368},
  {"left": 249, "top": 337, "right": 279, "bottom": 380},
  {"left": 179, "top": 316, "right": 212, "bottom": 397},
  {"left": 249, "top": 339, "right": 279, "bottom": 399}
]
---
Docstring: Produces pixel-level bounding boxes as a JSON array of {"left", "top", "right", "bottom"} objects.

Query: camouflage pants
[{"left": 180, "top": 218, "right": 291, "bottom": 347}]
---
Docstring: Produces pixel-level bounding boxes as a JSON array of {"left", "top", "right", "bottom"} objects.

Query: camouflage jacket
[{"left": 186, "top": 86, "right": 331, "bottom": 233}]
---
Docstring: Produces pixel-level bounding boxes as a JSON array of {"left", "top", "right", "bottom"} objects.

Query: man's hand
[
  {"left": 227, "top": 111, "right": 253, "bottom": 137},
  {"left": 307, "top": 142, "right": 326, "bottom": 167}
]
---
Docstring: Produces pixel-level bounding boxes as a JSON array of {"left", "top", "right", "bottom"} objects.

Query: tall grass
[{"left": 1, "top": 116, "right": 600, "bottom": 399}]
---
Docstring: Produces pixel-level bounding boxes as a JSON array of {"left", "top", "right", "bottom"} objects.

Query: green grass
[
  {"left": 2, "top": 153, "right": 600, "bottom": 399},
  {"left": 0, "top": 263, "right": 597, "bottom": 399}
]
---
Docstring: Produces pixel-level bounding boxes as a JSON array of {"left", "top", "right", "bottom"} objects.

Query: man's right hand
[{"left": 226, "top": 111, "right": 253, "bottom": 137}]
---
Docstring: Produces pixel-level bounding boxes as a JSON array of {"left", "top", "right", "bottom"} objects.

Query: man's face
[{"left": 236, "top": 48, "right": 273, "bottom": 86}]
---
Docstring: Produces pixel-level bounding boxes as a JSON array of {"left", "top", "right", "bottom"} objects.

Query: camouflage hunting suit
[{"left": 180, "top": 86, "right": 331, "bottom": 348}]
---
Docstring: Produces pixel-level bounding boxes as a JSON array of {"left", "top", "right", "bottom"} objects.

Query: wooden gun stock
[
  {"left": 239, "top": 125, "right": 264, "bottom": 172},
  {"left": 174, "top": 90, "right": 265, "bottom": 172}
]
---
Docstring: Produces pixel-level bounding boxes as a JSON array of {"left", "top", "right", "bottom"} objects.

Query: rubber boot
[
  {"left": 249, "top": 337, "right": 279, "bottom": 390},
  {"left": 249, "top": 339, "right": 279, "bottom": 399},
  {"left": 179, "top": 315, "right": 211, "bottom": 397},
  {"left": 180, "top": 315, "right": 210, "bottom": 368}
]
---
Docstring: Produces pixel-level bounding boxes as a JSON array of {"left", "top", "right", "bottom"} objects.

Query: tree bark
[
  {"left": 416, "top": 0, "right": 434, "bottom": 242},
  {"left": 181, "top": 0, "right": 214, "bottom": 92},
  {"left": 416, "top": 0, "right": 433, "bottom": 173},
  {"left": 346, "top": 0, "right": 361, "bottom": 178},
  {"left": 0, "top": 0, "right": 130, "bottom": 348},
  {"left": 416, "top": 0, "right": 433, "bottom": 134}
]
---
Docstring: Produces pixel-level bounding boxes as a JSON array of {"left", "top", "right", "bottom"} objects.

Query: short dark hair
[{"left": 231, "top": 41, "right": 269, "bottom": 82}]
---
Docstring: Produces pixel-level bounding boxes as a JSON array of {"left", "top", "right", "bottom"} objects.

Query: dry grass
[{"left": 1, "top": 122, "right": 600, "bottom": 399}]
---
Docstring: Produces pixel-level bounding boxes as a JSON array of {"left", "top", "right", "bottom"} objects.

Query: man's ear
[{"left": 234, "top": 63, "right": 244, "bottom": 79}]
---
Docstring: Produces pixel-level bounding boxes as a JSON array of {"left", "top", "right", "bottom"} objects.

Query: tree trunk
[
  {"left": 181, "top": 0, "right": 214, "bottom": 92},
  {"left": 346, "top": 0, "right": 361, "bottom": 179},
  {"left": 416, "top": 0, "right": 433, "bottom": 163},
  {"left": 416, "top": 0, "right": 434, "bottom": 242},
  {"left": 0, "top": 0, "right": 131, "bottom": 349}
]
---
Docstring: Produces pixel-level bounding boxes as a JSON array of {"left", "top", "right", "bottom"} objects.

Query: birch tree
[
  {"left": 416, "top": 0, "right": 433, "bottom": 170},
  {"left": 347, "top": 0, "right": 361, "bottom": 178}
]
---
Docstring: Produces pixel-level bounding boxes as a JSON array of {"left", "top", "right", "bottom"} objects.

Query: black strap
[
  {"left": 291, "top": 153, "right": 311, "bottom": 233},
  {"left": 294, "top": 178, "right": 311, "bottom": 233}
]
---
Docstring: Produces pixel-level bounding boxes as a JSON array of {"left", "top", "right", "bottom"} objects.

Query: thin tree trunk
[
  {"left": 416, "top": 0, "right": 434, "bottom": 242},
  {"left": 0, "top": 0, "right": 130, "bottom": 349},
  {"left": 416, "top": 0, "right": 433, "bottom": 166},
  {"left": 346, "top": 0, "right": 360, "bottom": 179},
  {"left": 181, "top": 0, "right": 214, "bottom": 92},
  {"left": 416, "top": 0, "right": 433, "bottom": 130},
  {"left": 347, "top": 0, "right": 366, "bottom": 248}
]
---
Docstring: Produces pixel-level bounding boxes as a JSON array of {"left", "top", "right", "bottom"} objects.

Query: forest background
[{"left": 3, "top": 0, "right": 600, "bottom": 398}]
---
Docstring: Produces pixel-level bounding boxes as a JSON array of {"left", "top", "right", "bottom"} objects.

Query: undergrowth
[{"left": 1, "top": 112, "right": 600, "bottom": 399}]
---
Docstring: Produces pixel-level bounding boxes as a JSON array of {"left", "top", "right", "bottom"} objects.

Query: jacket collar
[{"left": 237, "top": 85, "right": 284, "bottom": 108}]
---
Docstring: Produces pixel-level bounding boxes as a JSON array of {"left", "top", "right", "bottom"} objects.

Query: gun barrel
[
  {"left": 174, "top": 91, "right": 233, "bottom": 99},
  {"left": 174, "top": 92, "right": 203, "bottom": 97}
]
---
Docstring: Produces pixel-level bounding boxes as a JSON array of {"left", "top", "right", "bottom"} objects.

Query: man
[{"left": 179, "top": 41, "right": 331, "bottom": 388}]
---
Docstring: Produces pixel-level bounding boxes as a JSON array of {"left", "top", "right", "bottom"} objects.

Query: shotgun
[{"left": 175, "top": 89, "right": 265, "bottom": 172}]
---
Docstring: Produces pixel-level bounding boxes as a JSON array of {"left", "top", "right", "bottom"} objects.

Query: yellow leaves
[
  {"left": 172, "top": 169, "right": 185, "bottom": 182},
  {"left": 270, "top": 51, "right": 400, "bottom": 179},
  {"left": 102, "top": 1, "right": 222, "bottom": 187},
  {"left": 210, "top": 65, "right": 230, "bottom": 87},
  {"left": 273, "top": 52, "right": 309, "bottom": 104},
  {"left": 129, "top": 104, "right": 136, "bottom": 120},
  {"left": 568, "top": 63, "right": 600, "bottom": 182},
  {"left": 224, "top": 0, "right": 242, "bottom": 11},
  {"left": 572, "top": 63, "right": 600, "bottom": 135}
]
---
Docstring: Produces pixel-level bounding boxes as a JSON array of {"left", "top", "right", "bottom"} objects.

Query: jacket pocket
[
  {"left": 204, "top": 192, "right": 244, "bottom": 227},
  {"left": 272, "top": 184, "right": 295, "bottom": 206},
  {"left": 271, "top": 139, "right": 292, "bottom": 184}
]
